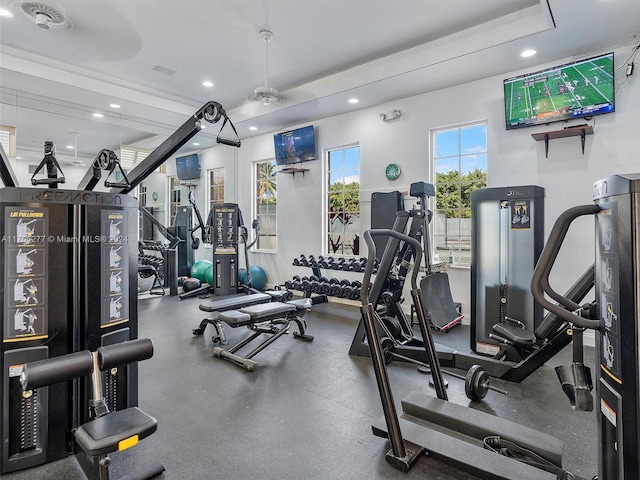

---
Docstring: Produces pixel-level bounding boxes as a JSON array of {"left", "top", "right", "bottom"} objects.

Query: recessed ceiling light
[
  {"left": 202, "top": 81, "right": 213, "bottom": 88},
  {"left": 249, "top": 126, "right": 258, "bottom": 131},
  {"left": 66, "top": 145, "right": 74, "bottom": 149},
  {"left": 0, "top": 8, "right": 14, "bottom": 17},
  {"left": 348, "top": 98, "right": 359, "bottom": 104},
  {"left": 16, "top": 156, "right": 22, "bottom": 160},
  {"left": 521, "top": 49, "right": 537, "bottom": 58},
  {"left": 93, "top": 113, "right": 104, "bottom": 118},
  {"left": 193, "top": 142, "right": 200, "bottom": 146},
  {"left": 109, "top": 103, "right": 121, "bottom": 109}
]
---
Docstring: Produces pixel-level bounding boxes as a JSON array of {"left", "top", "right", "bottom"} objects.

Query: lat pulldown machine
[{"left": 0, "top": 101, "right": 241, "bottom": 476}]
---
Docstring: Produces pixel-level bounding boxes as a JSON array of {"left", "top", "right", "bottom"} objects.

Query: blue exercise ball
[
  {"left": 247, "top": 266, "right": 267, "bottom": 290},
  {"left": 238, "top": 268, "right": 247, "bottom": 285}
]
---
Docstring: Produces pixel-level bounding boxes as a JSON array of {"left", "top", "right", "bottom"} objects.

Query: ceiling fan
[{"left": 248, "top": 30, "right": 281, "bottom": 105}]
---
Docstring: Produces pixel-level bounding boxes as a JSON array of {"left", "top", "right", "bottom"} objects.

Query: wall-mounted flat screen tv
[
  {"left": 273, "top": 125, "right": 316, "bottom": 165},
  {"left": 504, "top": 52, "right": 615, "bottom": 130},
  {"left": 175, "top": 153, "right": 201, "bottom": 180}
]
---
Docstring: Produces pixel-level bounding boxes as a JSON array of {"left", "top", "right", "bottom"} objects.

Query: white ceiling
[{"left": 0, "top": 0, "right": 639, "bottom": 167}]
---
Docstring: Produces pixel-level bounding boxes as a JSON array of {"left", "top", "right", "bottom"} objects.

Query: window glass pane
[
  {"left": 327, "top": 146, "right": 360, "bottom": 256},
  {"left": 435, "top": 129, "right": 459, "bottom": 157},
  {"left": 433, "top": 123, "right": 486, "bottom": 266},
  {"left": 460, "top": 125, "right": 487, "bottom": 154},
  {"left": 255, "top": 160, "right": 277, "bottom": 250}
]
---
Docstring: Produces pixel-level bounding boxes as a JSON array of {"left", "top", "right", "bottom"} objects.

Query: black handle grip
[
  {"left": 31, "top": 177, "right": 66, "bottom": 186},
  {"left": 98, "top": 338, "right": 154, "bottom": 370},
  {"left": 21, "top": 350, "right": 93, "bottom": 390},
  {"left": 530, "top": 204, "right": 602, "bottom": 330},
  {"left": 217, "top": 137, "right": 241, "bottom": 147}
]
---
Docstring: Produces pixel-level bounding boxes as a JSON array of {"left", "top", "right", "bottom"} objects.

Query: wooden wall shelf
[{"left": 531, "top": 125, "right": 594, "bottom": 158}]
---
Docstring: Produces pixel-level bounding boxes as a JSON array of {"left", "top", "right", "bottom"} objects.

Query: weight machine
[{"left": 0, "top": 101, "right": 241, "bottom": 476}]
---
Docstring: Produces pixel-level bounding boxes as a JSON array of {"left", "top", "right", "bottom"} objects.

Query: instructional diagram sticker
[
  {"left": 3, "top": 207, "right": 49, "bottom": 341},
  {"left": 511, "top": 200, "right": 531, "bottom": 229},
  {"left": 100, "top": 210, "right": 129, "bottom": 326}
]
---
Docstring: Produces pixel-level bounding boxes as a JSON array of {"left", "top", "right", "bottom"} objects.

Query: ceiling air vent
[{"left": 17, "top": 2, "right": 69, "bottom": 30}]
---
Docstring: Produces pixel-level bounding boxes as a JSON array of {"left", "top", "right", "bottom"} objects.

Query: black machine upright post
[{"left": 591, "top": 174, "right": 640, "bottom": 479}]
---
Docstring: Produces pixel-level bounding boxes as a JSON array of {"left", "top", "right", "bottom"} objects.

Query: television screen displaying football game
[{"left": 504, "top": 52, "right": 615, "bottom": 130}]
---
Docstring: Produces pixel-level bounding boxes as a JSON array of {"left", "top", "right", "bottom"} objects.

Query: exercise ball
[
  {"left": 247, "top": 266, "right": 268, "bottom": 291},
  {"left": 204, "top": 263, "right": 214, "bottom": 286},
  {"left": 238, "top": 268, "right": 247, "bottom": 285},
  {"left": 182, "top": 277, "right": 201, "bottom": 292},
  {"left": 190, "top": 260, "right": 213, "bottom": 283}
]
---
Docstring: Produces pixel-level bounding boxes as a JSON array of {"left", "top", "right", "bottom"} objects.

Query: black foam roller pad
[
  {"left": 21, "top": 350, "right": 93, "bottom": 390},
  {"left": 98, "top": 338, "right": 154, "bottom": 370}
]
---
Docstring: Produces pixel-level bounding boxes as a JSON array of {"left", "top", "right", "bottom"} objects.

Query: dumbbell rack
[{"left": 286, "top": 255, "right": 373, "bottom": 304}]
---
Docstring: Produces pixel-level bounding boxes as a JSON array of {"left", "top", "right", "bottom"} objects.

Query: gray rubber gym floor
[{"left": 4, "top": 294, "right": 598, "bottom": 480}]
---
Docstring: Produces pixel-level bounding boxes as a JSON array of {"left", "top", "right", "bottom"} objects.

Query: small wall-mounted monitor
[
  {"left": 273, "top": 125, "right": 316, "bottom": 165},
  {"left": 175, "top": 153, "right": 201, "bottom": 180},
  {"left": 504, "top": 52, "right": 615, "bottom": 130}
]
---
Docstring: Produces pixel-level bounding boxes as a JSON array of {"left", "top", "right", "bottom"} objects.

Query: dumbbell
[
  {"left": 291, "top": 275, "right": 302, "bottom": 290},
  {"left": 311, "top": 276, "right": 327, "bottom": 294},
  {"left": 317, "top": 256, "right": 329, "bottom": 269},
  {"left": 324, "top": 257, "right": 336, "bottom": 269},
  {"left": 333, "top": 258, "right": 346, "bottom": 270},
  {"left": 284, "top": 280, "right": 294, "bottom": 290},
  {"left": 307, "top": 255, "right": 318, "bottom": 268},
  {"left": 300, "top": 276, "right": 312, "bottom": 291},
  {"left": 293, "top": 254, "right": 305, "bottom": 266},
  {"left": 351, "top": 258, "right": 367, "bottom": 272}
]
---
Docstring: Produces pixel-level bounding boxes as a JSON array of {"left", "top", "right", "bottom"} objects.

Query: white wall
[
  {"left": 235, "top": 44, "right": 639, "bottom": 319},
  {"left": 158, "top": 44, "right": 638, "bottom": 320}
]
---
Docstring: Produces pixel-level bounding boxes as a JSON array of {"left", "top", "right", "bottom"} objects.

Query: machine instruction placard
[
  {"left": 3, "top": 207, "right": 49, "bottom": 341},
  {"left": 597, "top": 204, "right": 620, "bottom": 381},
  {"left": 100, "top": 210, "right": 129, "bottom": 326}
]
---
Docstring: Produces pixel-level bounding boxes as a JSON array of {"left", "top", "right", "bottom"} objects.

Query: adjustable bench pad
[
  {"left": 199, "top": 293, "right": 271, "bottom": 313},
  {"left": 218, "top": 300, "right": 309, "bottom": 327},
  {"left": 74, "top": 407, "right": 158, "bottom": 457}
]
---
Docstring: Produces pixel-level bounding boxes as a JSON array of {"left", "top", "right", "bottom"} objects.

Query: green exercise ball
[
  {"left": 190, "top": 260, "right": 213, "bottom": 283},
  {"left": 204, "top": 262, "right": 214, "bottom": 285}
]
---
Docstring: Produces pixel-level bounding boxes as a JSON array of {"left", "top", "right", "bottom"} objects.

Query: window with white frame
[
  {"left": 432, "top": 122, "right": 487, "bottom": 266},
  {"left": 327, "top": 145, "right": 360, "bottom": 256},
  {"left": 255, "top": 160, "right": 277, "bottom": 250}
]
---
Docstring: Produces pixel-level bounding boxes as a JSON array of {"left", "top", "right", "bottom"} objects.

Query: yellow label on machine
[{"left": 118, "top": 435, "right": 139, "bottom": 451}]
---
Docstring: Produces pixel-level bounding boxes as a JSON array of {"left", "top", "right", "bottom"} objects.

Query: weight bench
[
  {"left": 193, "top": 290, "right": 291, "bottom": 343},
  {"left": 212, "top": 298, "right": 313, "bottom": 371},
  {"left": 20, "top": 339, "right": 164, "bottom": 480}
]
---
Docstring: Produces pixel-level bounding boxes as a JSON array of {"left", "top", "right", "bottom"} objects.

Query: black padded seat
[
  {"left": 218, "top": 301, "right": 301, "bottom": 327},
  {"left": 492, "top": 323, "right": 537, "bottom": 347},
  {"left": 218, "top": 310, "right": 252, "bottom": 327},
  {"left": 74, "top": 407, "right": 158, "bottom": 457},
  {"left": 199, "top": 293, "right": 271, "bottom": 312}
]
